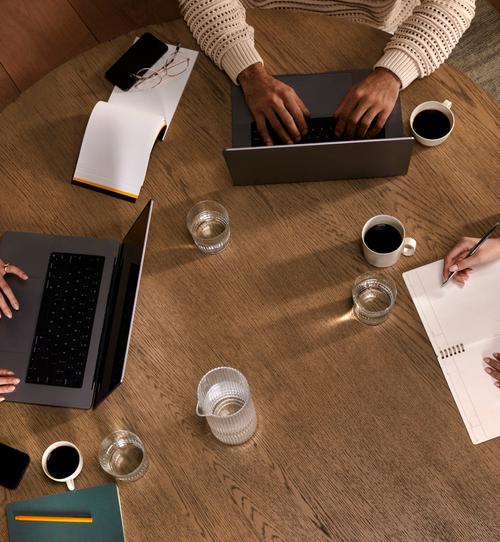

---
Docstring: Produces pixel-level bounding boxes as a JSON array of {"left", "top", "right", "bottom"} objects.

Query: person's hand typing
[
  {"left": 442, "top": 237, "right": 500, "bottom": 286},
  {"left": 238, "top": 63, "right": 310, "bottom": 145},
  {"left": 334, "top": 68, "right": 401, "bottom": 139},
  {"left": 0, "top": 259, "right": 28, "bottom": 318},
  {"left": 0, "top": 369, "right": 20, "bottom": 402}
]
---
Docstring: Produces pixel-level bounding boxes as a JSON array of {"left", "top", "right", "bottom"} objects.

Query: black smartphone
[
  {"left": 105, "top": 32, "right": 168, "bottom": 91},
  {"left": 0, "top": 442, "right": 30, "bottom": 490}
]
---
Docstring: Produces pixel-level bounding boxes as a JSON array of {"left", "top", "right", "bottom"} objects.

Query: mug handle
[
  {"left": 66, "top": 478, "right": 75, "bottom": 491},
  {"left": 403, "top": 237, "right": 417, "bottom": 257},
  {"left": 442, "top": 100, "right": 452, "bottom": 110}
]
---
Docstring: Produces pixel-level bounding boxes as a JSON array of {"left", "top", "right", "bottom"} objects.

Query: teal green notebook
[{"left": 6, "top": 484, "right": 125, "bottom": 542}]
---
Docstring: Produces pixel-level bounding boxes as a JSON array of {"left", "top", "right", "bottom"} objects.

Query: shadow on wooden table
[
  {"left": 17, "top": 114, "right": 89, "bottom": 183},
  {"left": 145, "top": 191, "right": 232, "bottom": 274},
  {"left": 465, "top": 214, "right": 500, "bottom": 235},
  {"left": 147, "top": 247, "right": 203, "bottom": 273},
  {"left": 244, "top": 296, "right": 368, "bottom": 365},
  {"left": 251, "top": 178, "right": 390, "bottom": 221},
  {"left": 8, "top": 402, "right": 88, "bottom": 441},
  {"left": 263, "top": 238, "right": 365, "bottom": 299}
]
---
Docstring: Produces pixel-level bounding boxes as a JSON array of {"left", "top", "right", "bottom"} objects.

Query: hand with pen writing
[{"left": 442, "top": 237, "right": 500, "bottom": 286}]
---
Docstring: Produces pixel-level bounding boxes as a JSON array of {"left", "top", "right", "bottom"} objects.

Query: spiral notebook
[{"left": 403, "top": 258, "right": 500, "bottom": 444}]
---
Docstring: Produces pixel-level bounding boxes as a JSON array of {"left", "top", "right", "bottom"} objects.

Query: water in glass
[
  {"left": 99, "top": 430, "right": 148, "bottom": 481},
  {"left": 187, "top": 201, "right": 230, "bottom": 254},
  {"left": 352, "top": 273, "right": 397, "bottom": 325}
]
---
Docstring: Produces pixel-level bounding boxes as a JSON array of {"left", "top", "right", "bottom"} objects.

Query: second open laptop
[
  {"left": 223, "top": 69, "right": 414, "bottom": 185},
  {"left": 0, "top": 200, "right": 153, "bottom": 409}
]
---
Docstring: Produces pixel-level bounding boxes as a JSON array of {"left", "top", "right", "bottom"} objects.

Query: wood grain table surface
[{"left": 0, "top": 12, "right": 499, "bottom": 542}]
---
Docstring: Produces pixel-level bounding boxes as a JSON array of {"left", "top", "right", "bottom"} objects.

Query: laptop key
[{"left": 250, "top": 116, "right": 385, "bottom": 146}]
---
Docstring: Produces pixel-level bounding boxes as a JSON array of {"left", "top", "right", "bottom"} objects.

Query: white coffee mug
[
  {"left": 41, "top": 441, "right": 83, "bottom": 491},
  {"left": 362, "top": 215, "right": 416, "bottom": 268},
  {"left": 410, "top": 100, "right": 454, "bottom": 147}
]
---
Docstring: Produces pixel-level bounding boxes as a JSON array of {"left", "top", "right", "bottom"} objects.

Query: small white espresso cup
[
  {"left": 41, "top": 441, "right": 83, "bottom": 491},
  {"left": 410, "top": 100, "right": 455, "bottom": 147},
  {"left": 362, "top": 215, "right": 416, "bottom": 267}
]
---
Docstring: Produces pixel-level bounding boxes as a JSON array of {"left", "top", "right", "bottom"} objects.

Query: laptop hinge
[{"left": 92, "top": 247, "right": 122, "bottom": 401}]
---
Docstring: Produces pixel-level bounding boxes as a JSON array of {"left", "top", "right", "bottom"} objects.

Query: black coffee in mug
[
  {"left": 46, "top": 445, "right": 80, "bottom": 479},
  {"left": 364, "top": 224, "right": 403, "bottom": 254},
  {"left": 412, "top": 109, "right": 451, "bottom": 140}
]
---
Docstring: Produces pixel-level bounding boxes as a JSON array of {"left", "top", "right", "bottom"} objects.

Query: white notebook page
[
  {"left": 403, "top": 259, "right": 500, "bottom": 355},
  {"left": 441, "top": 338, "right": 500, "bottom": 444},
  {"left": 403, "top": 259, "right": 500, "bottom": 444},
  {"left": 74, "top": 101, "right": 165, "bottom": 197}
]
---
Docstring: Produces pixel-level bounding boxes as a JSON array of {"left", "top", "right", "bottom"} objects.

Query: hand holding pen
[{"left": 442, "top": 223, "right": 500, "bottom": 286}]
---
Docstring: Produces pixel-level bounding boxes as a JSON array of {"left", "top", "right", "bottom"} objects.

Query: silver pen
[{"left": 442, "top": 222, "right": 499, "bottom": 286}]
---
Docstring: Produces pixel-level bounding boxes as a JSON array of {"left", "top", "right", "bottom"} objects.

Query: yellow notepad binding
[{"left": 72, "top": 178, "right": 138, "bottom": 202}]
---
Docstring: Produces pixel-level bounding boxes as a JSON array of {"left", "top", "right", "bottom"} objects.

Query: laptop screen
[{"left": 94, "top": 200, "right": 153, "bottom": 406}]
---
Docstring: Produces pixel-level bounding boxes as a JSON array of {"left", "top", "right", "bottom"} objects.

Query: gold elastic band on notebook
[{"left": 72, "top": 178, "right": 138, "bottom": 200}]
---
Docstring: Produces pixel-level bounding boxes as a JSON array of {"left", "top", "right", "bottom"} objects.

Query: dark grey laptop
[
  {"left": 0, "top": 200, "right": 153, "bottom": 409},
  {"left": 223, "top": 69, "right": 414, "bottom": 185}
]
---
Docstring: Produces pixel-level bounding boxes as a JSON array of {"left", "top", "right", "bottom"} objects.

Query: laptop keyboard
[
  {"left": 250, "top": 116, "right": 385, "bottom": 146},
  {"left": 26, "top": 252, "right": 105, "bottom": 388}
]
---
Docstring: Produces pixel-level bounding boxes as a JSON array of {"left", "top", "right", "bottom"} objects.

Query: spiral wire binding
[{"left": 439, "top": 343, "right": 465, "bottom": 359}]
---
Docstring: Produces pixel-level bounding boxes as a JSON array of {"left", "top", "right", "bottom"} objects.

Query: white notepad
[
  {"left": 73, "top": 41, "right": 198, "bottom": 201},
  {"left": 73, "top": 101, "right": 165, "bottom": 201},
  {"left": 403, "top": 259, "right": 500, "bottom": 444}
]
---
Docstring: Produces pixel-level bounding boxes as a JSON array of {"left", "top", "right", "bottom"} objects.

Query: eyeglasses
[{"left": 131, "top": 43, "right": 190, "bottom": 90}]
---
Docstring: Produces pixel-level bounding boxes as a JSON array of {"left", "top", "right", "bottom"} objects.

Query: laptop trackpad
[{"left": 0, "top": 278, "right": 43, "bottom": 353}]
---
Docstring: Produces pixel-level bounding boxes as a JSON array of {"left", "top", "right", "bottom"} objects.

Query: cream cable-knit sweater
[{"left": 179, "top": 0, "right": 475, "bottom": 89}]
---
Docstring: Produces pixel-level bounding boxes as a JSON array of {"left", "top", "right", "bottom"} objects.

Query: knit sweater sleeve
[
  {"left": 179, "top": 0, "right": 263, "bottom": 84},
  {"left": 374, "top": 0, "right": 476, "bottom": 89}
]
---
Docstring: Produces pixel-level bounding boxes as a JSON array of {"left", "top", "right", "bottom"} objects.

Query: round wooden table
[{"left": 1, "top": 12, "right": 499, "bottom": 542}]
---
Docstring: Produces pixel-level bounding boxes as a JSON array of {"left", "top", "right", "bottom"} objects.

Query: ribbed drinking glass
[{"left": 187, "top": 200, "right": 230, "bottom": 254}]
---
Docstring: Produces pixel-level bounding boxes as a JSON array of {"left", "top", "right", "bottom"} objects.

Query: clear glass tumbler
[
  {"left": 196, "top": 367, "right": 257, "bottom": 445},
  {"left": 98, "top": 430, "right": 148, "bottom": 482},
  {"left": 352, "top": 272, "right": 397, "bottom": 325},
  {"left": 186, "top": 200, "right": 230, "bottom": 254}
]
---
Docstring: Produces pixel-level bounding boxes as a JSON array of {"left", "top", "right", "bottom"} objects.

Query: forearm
[
  {"left": 374, "top": 0, "right": 476, "bottom": 89},
  {"left": 179, "top": 0, "right": 263, "bottom": 83}
]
